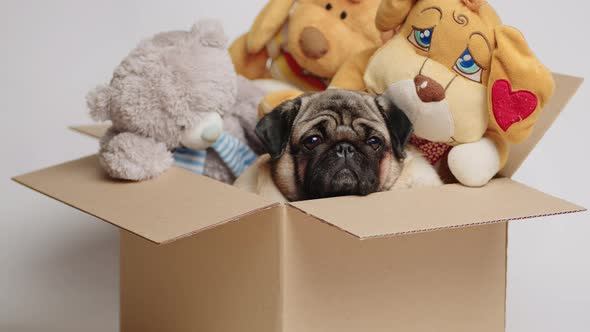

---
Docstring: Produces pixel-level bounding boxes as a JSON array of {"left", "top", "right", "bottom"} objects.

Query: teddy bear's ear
[
  {"left": 191, "top": 19, "right": 229, "bottom": 49},
  {"left": 487, "top": 25, "right": 554, "bottom": 145},
  {"left": 87, "top": 85, "right": 113, "bottom": 122},
  {"left": 247, "top": 0, "right": 296, "bottom": 54},
  {"left": 375, "top": 0, "right": 416, "bottom": 32}
]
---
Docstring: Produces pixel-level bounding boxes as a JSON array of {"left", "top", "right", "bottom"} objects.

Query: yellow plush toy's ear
[
  {"left": 375, "top": 0, "right": 416, "bottom": 32},
  {"left": 487, "top": 26, "right": 554, "bottom": 147},
  {"left": 247, "top": 0, "right": 296, "bottom": 54}
]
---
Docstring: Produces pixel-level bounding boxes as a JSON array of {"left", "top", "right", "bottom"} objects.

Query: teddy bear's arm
[
  {"left": 232, "top": 77, "right": 268, "bottom": 154},
  {"left": 229, "top": 33, "right": 271, "bottom": 80},
  {"left": 99, "top": 129, "right": 174, "bottom": 181},
  {"left": 329, "top": 47, "right": 378, "bottom": 91}
]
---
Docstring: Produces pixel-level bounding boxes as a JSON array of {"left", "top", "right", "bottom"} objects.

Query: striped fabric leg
[
  {"left": 173, "top": 148, "right": 207, "bottom": 174},
  {"left": 172, "top": 133, "right": 258, "bottom": 178},
  {"left": 211, "top": 133, "right": 257, "bottom": 177}
]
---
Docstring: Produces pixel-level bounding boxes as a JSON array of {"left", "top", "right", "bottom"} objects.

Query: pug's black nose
[{"left": 336, "top": 142, "right": 355, "bottom": 158}]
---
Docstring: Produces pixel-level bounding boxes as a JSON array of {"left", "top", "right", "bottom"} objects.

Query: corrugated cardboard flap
[
  {"left": 501, "top": 73, "right": 583, "bottom": 176},
  {"left": 70, "top": 124, "right": 110, "bottom": 139},
  {"left": 13, "top": 155, "right": 277, "bottom": 244},
  {"left": 23, "top": 73, "right": 585, "bottom": 242},
  {"left": 290, "top": 178, "right": 585, "bottom": 239}
]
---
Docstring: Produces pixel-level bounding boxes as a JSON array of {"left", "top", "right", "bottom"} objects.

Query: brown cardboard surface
[
  {"left": 120, "top": 206, "right": 282, "bottom": 332},
  {"left": 70, "top": 124, "right": 109, "bottom": 139},
  {"left": 13, "top": 72, "right": 584, "bottom": 243},
  {"left": 501, "top": 74, "right": 584, "bottom": 177},
  {"left": 13, "top": 155, "right": 276, "bottom": 244},
  {"left": 282, "top": 208, "right": 507, "bottom": 332},
  {"left": 291, "top": 177, "right": 585, "bottom": 239}
]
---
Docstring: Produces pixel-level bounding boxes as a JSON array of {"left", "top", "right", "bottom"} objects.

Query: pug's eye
[
  {"left": 303, "top": 135, "right": 323, "bottom": 150},
  {"left": 408, "top": 27, "right": 434, "bottom": 51},
  {"left": 366, "top": 136, "right": 382, "bottom": 150},
  {"left": 453, "top": 48, "right": 483, "bottom": 83}
]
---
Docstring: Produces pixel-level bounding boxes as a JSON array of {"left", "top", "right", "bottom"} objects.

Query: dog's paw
[
  {"left": 99, "top": 132, "right": 173, "bottom": 181},
  {"left": 393, "top": 149, "right": 443, "bottom": 189},
  {"left": 448, "top": 138, "right": 500, "bottom": 187}
]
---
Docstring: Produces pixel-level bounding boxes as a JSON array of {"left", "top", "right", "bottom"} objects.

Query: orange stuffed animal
[
  {"left": 331, "top": 0, "right": 555, "bottom": 187},
  {"left": 230, "top": 0, "right": 385, "bottom": 113}
]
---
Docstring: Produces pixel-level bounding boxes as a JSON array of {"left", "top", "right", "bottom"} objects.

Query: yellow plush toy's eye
[
  {"left": 453, "top": 48, "right": 483, "bottom": 83},
  {"left": 408, "top": 27, "right": 434, "bottom": 51}
]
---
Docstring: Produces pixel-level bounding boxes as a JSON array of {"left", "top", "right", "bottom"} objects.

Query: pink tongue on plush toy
[{"left": 492, "top": 79, "right": 538, "bottom": 132}]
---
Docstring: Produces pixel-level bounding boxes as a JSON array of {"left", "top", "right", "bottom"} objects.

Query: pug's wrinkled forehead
[{"left": 292, "top": 90, "right": 389, "bottom": 142}]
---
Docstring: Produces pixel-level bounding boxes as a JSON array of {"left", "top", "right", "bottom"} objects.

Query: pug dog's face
[{"left": 256, "top": 89, "right": 413, "bottom": 201}]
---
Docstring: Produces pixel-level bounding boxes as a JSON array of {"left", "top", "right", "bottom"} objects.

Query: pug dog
[{"left": 234, "top": 89, "right": 442, "bottom": 202}]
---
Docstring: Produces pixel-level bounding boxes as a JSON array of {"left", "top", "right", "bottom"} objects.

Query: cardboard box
[{"left": 13, "top": 74, "right": 586, "bottom": 332}]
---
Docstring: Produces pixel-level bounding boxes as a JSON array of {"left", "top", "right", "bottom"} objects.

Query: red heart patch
[{"left": 492, "top": 79, "right": 538, "bottom": 132}]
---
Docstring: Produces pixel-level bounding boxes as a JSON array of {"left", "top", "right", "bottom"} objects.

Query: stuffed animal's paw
[
  {"left": 99, "top": 133, "right": 173, "bottom": 181},
  {"left": 448, "top": 138, "right": 500, "bottom": 187}
]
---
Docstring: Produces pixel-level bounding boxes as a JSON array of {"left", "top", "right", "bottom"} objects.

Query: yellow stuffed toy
[
  {"left": 230, "top": 0, "right": 386, "bottom": 114},
  {"left": 331, "top": 0, "right": 555, "bottom": 187}
]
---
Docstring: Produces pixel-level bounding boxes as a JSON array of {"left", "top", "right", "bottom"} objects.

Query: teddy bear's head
[
  {"left": 364, "top": 0, "right": 554, "bottom": 148},
  {"left": 247, "top": 0, "right": 384, "bottom": 79},
  {"left": 88, "top": 20, "right": 238, "bottom": 151}
]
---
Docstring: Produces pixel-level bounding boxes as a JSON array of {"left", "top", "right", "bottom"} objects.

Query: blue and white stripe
[
  {"left": 173, "top": 133, "right": 257, "bottom": 178},
  {"left": 173, "top": 148, "right": 207, "bottom": 175}
]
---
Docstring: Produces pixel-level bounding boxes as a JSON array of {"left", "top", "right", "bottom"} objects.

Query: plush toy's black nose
[{"left": 335, "top": 142, "right": 355, "bottom": 158}]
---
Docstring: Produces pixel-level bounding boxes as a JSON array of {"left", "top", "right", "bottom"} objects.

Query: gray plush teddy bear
[{"left": 86, "top": 20, "right": 264, "bottom": 183}]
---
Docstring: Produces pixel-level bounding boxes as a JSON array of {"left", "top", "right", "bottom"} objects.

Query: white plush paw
[{"left": 448, "top": 138, "right": 500, "bottom": 187}]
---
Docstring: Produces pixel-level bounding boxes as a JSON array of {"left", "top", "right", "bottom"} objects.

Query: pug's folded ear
[
  {"left": 375, "top": 95, "right": 414, "bottom": 160},
  {"left": 255, "top": 97, "right": 302, "bottom": 160}
]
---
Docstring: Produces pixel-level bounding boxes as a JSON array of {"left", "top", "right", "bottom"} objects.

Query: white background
[{"left": 0, "top": 1, "right": 588, "bottom": 331}]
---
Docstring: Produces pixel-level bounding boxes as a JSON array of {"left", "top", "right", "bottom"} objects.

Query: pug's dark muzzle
[
  {"left": 303, "top": 141, "right": 379, "bottom": 199},
  {"left": 255, "top": 89, "right": 414, "bottom": 202}
]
